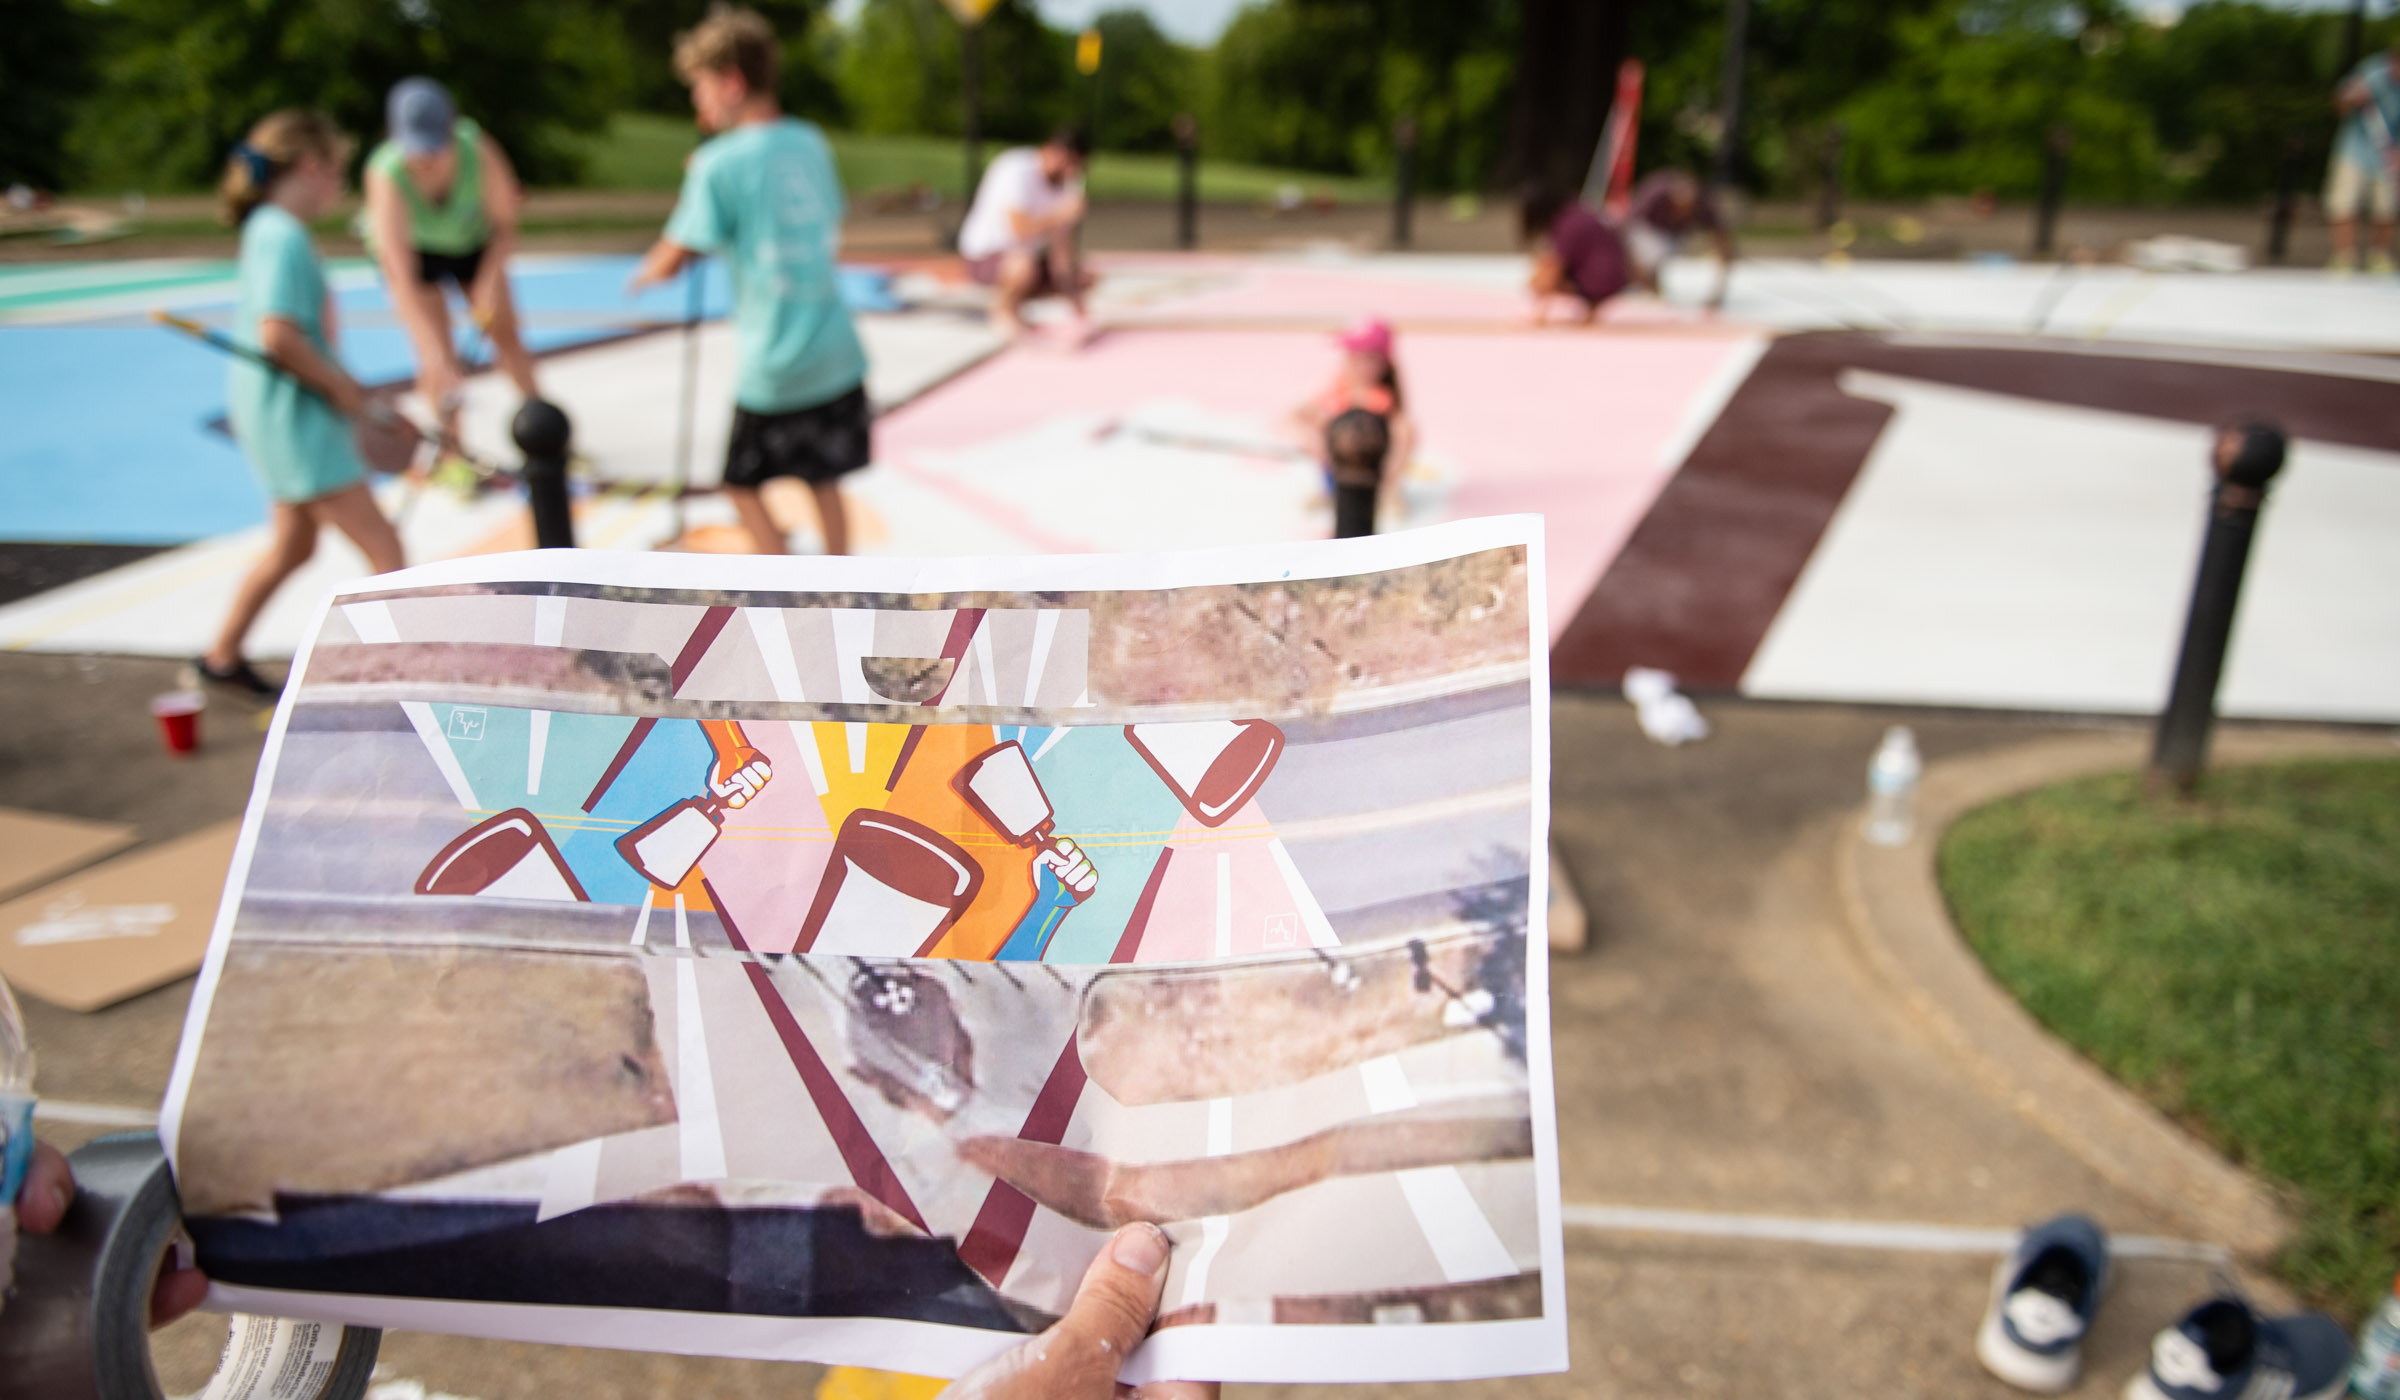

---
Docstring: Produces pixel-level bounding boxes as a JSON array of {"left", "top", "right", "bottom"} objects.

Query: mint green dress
[
  {"left": 227, "top": 205, "right": 366, "bottom": 504},
  {"left": 665, "top": 118, "right": 866, "bottom": 414}
]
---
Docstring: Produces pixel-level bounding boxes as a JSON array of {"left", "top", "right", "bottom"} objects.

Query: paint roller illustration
[
  {"left": 415, "top": 808, "right": 590, "bottom": 901},
  {"left": 613, "top": 721, "right": 772, "bottom": 890},
  {"left": 1124, "top": 720, "right": 1285, "bottom": 827},
  {"left": 953, "top": 740, "right": 1097, "bottom": 962},
  {"left": 796, "top": 809, "right": 985, "bottom": 957}
]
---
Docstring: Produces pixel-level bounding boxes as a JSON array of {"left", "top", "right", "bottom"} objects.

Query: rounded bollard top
[
  {"left": 511, "top": 399, "right": 573, "bottom": 460},
  {"left": 2213, "top": 419, "right": 2286, "bottom": 493}
]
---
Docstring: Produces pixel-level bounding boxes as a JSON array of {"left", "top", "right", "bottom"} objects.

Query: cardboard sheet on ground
[
  {"left": 0, "top": 819, "right": 239, "bottom": 1011},
  {"left": 160, "top": 518, "right": 1565, "bottom": 1384},
  {"left": 0, "top": 806, "right": 135, "bottom": 902}
]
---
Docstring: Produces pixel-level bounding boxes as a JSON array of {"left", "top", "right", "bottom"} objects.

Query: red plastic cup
[{"left": 151, "top": 690, "right": 204, "bottom": 756}]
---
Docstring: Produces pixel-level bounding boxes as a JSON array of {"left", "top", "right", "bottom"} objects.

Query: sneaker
[
  {"left": 1978, "top": 1213, "right": 2110, "bottom": 1391},
  {"left": 189, "top": 655, "right": 280, "bottom": 698},
  {"left": 2126, "top": 1296, "right": 2354, "bottom": 1400}
]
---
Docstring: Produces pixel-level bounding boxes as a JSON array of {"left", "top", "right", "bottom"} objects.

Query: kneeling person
[
  {"left": 633, "top": 6, "right": 868, "bottom": 554},
  {"left": 959, "top": 127, "right": 1094, "bottom": 338}
]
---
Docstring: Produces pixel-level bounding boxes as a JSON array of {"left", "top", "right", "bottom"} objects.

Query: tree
[
  {"left": 1084, "top": 9, "right": 1199, "bottom": 153},
  {"left": 1496, "top": 0, "right": 1629, "bottom": 196},
  {"left": 0, "top": 0, "right": 99, "bottom": 190},
  {"left": 607, "top": 0, "right": 843, "bottom": 121},
  {"left": 837, "top": 0, "right": 1070, "bottom": 144},
  {"left": 68, "top": 0, "right": 635, "bottom": 192}
]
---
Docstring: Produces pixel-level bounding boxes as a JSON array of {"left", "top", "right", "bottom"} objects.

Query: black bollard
[
  {"left": 1391, "top": 118, "right": 1418, "bottom": 250},
  {"left": 2033, "top": 125, "right": 2071, "bottom": 258},
  {"left": 1174, "top": 113, "right": 1198, "bottom": 250},
  {"left": 512, "top": 399, "right": 576, "bottom": 550},
  {"left": 2149, "top": 421, "right": 2286, "bottom": 794},
  {"left": 2267, "top": 129, "right": 2303, "bottom": 265}
]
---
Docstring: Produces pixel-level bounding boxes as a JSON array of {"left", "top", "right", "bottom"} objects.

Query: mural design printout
[{"left": 160, "top": 518, "right": 1563, "bottom": 1384}]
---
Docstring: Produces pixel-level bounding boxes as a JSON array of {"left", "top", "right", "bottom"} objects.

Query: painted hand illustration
[
  {"left": 700, "top": 720, "right": 772, "bottom": 810},
  {"left": 954, "top": 740, "right": 1099, "bottom": 962}
]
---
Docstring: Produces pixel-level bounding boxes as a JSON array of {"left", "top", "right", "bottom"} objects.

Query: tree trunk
[{"left": 1495, "top": 0, "right": 1634, "bottom": 198}]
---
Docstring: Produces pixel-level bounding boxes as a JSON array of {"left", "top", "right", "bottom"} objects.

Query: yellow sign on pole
[
  {"left": 1076, "top": 27, "right": 1102, "bottom": 74},
  {"left": 941, "top": 0, "right": 1000, "bottom": 23}
]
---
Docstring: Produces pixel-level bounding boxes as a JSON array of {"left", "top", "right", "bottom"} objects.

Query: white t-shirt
[{"left": 958, "top": 147, "right": 1082, "bottom": 260}]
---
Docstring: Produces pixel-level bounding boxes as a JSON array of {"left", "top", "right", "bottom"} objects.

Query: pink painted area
[
  {"left": 1129, "top": 804, "right": 1311, "bottom": 962},
  {"left": 878, "top": 313, "right": 1756, "bottom": 637},
  {"left": 701, "top": 724, "right": 835, "bottom": 954}
]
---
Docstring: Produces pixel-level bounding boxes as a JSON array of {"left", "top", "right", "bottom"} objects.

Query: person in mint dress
[
  {"left": 364, "top": 78, "right": 539, "bottom": 436},
  {"left": 200, "top": 110, "right": 404, "bottom": 696},
  {"left": 632, "top": 6, "right": 869, "bottom": 555}
]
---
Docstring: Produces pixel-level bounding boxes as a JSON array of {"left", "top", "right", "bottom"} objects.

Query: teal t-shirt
[
  {"left": 2336, "top": 54, "right": 2400, "bottom": 170},
  {"left": 228, "top": 205, "right": 365, "bottom": 503},
  {"left": 665, "top": 118, "right": 866, "bottom": 414}
]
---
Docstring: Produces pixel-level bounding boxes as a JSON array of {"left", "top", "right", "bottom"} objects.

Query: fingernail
[{"left": 1112, "top": 1222, "right": 1168, "bottom": 1277}]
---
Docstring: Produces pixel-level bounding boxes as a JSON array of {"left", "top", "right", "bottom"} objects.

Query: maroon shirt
[{"left": 1550, "top": 202, "right": 1629, "bottom": 304}]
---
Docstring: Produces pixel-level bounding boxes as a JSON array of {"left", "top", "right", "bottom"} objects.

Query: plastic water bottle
[
  {"left": 0, "top": 970, "right": 35, "bottom": 1312},
  {"left": 1865, "top": 726, "right": 1922, "bottom": 846},
  {"left": 2353, "top": 1271, "right": 2400, "bottom": 1400}
]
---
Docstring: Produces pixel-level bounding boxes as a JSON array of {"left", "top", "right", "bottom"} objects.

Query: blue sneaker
[
  {"left": 1977, "top": 1213, "right": 2110, "bottom": 1391},
  {"left": 2126, "top": 1296, "right": 2354, "bottom": 1400}
]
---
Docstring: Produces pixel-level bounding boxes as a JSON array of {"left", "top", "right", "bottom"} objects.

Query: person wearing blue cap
[{"left": 364, "top": 77, "right": 539, "bottom": 438}]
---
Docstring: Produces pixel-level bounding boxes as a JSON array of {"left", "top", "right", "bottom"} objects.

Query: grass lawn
[
  {"left": 1938, "top": 757, "right": 2400, "bottom": 1321},
  {"left": 566, "top": 112, "right": 1387, "bottom": 204}
]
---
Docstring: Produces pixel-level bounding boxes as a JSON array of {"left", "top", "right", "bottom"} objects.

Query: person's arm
[
  {"left": 633, "top": 151, "right": 718, "bottom": 293},
  {"left": 366, "top": 168, "right": 455, "bottom": 392},
  {"left": 470, "top": 133, "right": 523, "bottom": 311},
  {"left": 260, "top": 315, "right": 369, "bottom": 419},
  {"left": 1526, "top": 238, "right": 1565, "bottom": 323},
  {"left": 630, "top": 237, "right": 696, "bottom": 291}
]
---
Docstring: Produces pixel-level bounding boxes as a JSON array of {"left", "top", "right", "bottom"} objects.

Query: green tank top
[{"left": 366, "top": 115, "right": 489, "bottom": 256}]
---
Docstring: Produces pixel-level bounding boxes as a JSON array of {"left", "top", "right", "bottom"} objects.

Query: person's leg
[
  {"left": 310, "top": 480, "right": 405, "bottom": 574},
  {"left": 810, "top": 481, "right": 849, "bottom": 556},
  {"left": 992, "top": 250, "right": 1041, "bottom": 335},
  {"left": 207, "top": 502, "right": 317, "bottom": 670},
  {"left": 473, "top": 264, "right": 540, "bottom": 400},
  {"left": 727, "top": 484, "right": 787, "bottom": 554}
]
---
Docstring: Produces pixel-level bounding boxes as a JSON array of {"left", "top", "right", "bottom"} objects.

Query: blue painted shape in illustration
[
  {"left": 1032, "top": 727, "right": 1187, "bottom": 963},
  {"left": 572, "top": 720, "right": 720, "bottom": 907}
]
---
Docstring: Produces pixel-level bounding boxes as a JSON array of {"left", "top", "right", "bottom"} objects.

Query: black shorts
[
  {"left": 725, "top": 385, "right": 872, "bottom": 489},
  {"left": 416, "top": 245, "right": 487, "bottom": 290}
]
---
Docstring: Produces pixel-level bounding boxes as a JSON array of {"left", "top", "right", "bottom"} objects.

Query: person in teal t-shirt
[
  {"left": 632, "top": 5, "right": 869, "bottom": 556},
  {"left": 364, "top": 78, "right": 540, "bottom": 436},
  {"left": 2329, "top": 48, "right": 2400, "bottom": 274},
  {"left": 203, "top": 110, "right": 405, "bottom": 696}
]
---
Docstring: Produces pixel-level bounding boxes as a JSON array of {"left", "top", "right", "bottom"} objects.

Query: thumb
[{"left": 945, "top": 1223, "right": 1170, "bottom": 1399}]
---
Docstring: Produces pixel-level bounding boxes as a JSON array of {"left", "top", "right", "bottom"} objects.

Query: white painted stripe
[
  {"left": 830, "top": 609, "right": 875, "bottom": 774},
  {"left": 1264, "top": 838, "right": 1341, "bottom": 949},
  {"left": 526, "top": 710, "right": 550, "bottom": 797},
  {"left": 1029, "top": 723, "right": 1072, "bottom": 764},
  {"left": 1022, "top": 609, "right": 1061, "bottom": 706},
  {"left": 399, "top": 701, "right": 480, "bottom": 811},
  {"left": 534, "top": 1138, "right": 604, "bottom": 1223},
  {"left": 742, "top": 606, "right": 832, "bottom": 796},
  {"left": 1357, "top": 1055, "right": 1518, "bottom": 1283},
  {"left": 341, "top": 599, "right": 401, "bottom": 644},
  {"left": 1213, "top": 854, "right": 1233, "bottom": 959},
  {"left": 1178, "top": 1098, "right": 1236, "bottom": 1309},
  {"left": 673, "top": 955, "right": 726, "bottom": 1183},
  {"left": 673, "top": 891, "right": 690, "bottom": 951},
  {"left": 973, "top": 624, "right": 998, "bottom": 705},
  {"left": 1557, "top": 1203, "right": 2229, "bottom": 1262},
  {"left": 33, "top": 1100, "right": 157, "bottom": 1127},
  {"left": 533, "top": 595, "right": 565, "bottom": 648},
  {"left": 630, "top": 892, "right": 655, "bottom": 947}
]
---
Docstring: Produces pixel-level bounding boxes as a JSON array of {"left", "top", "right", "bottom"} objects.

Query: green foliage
[
  {"left": 1083, "top": 9, "right": 1199, "bottom": 153},
  {"left": 1940, "top": 759, "right": 2400, "bottom": 1321},
  {"left": 603, "top": 0, "right": 841, "bottom": 122},
  {"left": 0, "top": 0, "right": 99, "bottom": 189},
  {"left": 837, "top": 0, "right": 1071, "bottom": 145},
  {"left": 66, "top": 0, "right": 635, "bottom": 193},
  {"left": 1200, "top": 0, "right": 1516, "bottom": 191}
]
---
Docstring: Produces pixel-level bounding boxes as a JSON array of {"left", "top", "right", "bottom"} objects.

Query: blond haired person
[
  {"left": 632, "top": 6, "right": 868, "bottom": 554},
  {"left": 201, "top": 111, "right": 403, "bottom": 696}
]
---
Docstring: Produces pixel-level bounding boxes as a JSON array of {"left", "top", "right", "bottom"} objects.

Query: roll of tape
[{"left": 0, "top": 1132, "right": 379, "bottom": 1400}]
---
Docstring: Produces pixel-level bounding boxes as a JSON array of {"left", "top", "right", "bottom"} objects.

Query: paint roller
[{"left": 952, "top": 740, "right": 1095, "bottom": 962}]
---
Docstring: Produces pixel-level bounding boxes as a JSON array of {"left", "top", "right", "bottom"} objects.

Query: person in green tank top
[{"left": 363, "top": 78, "right": 539, "bottom": 437}]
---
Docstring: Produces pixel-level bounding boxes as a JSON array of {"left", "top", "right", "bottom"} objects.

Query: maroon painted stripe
[
  {"left": 952, "top": 846, "right": 1177, "bottom": 1283},
  {"left": 703, "top": 877, "right": 931, "bottom": 1235},
  {"left": 885, "top": 607, "right": 987, "bottom": 792},
  {"left": 581, "top": 606, "right": 736, "bottom": 812}
]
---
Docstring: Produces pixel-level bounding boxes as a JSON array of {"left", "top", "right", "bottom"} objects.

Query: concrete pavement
[{"left": 5, "top": 652, "right": 2305, "bottom": 1396}]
